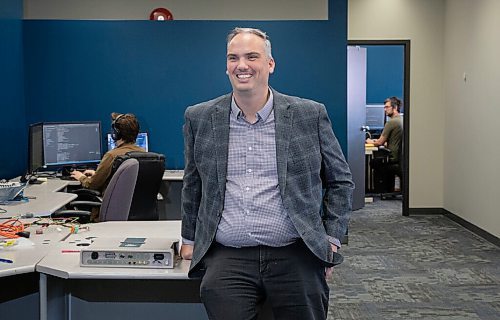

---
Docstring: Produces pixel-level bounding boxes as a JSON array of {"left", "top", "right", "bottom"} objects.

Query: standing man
[
  {"left": 181, "top": 27, "right": 354, "bottom": 320},
  {"left": 366, "top": 97, "right": 403, "bottom": 191}
]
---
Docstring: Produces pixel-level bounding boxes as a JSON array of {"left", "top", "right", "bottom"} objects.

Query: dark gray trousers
[{"left": 200, "top": 241, "right": 330, "bottom": 320}]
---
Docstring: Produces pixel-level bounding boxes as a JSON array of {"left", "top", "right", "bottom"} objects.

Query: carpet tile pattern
[{"left": 328, "top": 199, "right": 500, "bottom": 319}]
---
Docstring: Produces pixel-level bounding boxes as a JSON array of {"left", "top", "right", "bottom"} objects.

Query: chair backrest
[
  {"left": 112, "top": 151, "right": 165, "bottom": 221},
  {"left": 99, "top": 158, "right": 139, "bottom": 221}
]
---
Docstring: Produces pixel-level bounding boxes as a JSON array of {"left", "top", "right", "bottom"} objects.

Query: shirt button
[
  {"left": 245, "top": 187, "right": 250, "bottom": 191},
  {"left": 247, "top": 169, "right": 252, "bottom": 173},
  {"left": 248, "top": 147, "right": 253, "bottom": 151}
]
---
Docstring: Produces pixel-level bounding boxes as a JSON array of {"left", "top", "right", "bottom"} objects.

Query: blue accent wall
[
  {"left": 0, "top": 0, "right": 22, "bottom": 19},
  {"left": 0, "top": 0, "right": 25, "bottom": 179},
  {"left": 365, "top": 45, "right": 404, "bottom": 105},
  {"left": 2, "top": 0, "right": 346, "bottom": 177}
]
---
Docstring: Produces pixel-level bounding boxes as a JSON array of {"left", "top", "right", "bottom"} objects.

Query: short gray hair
[{"left": 227, "top": 27, "right": 273, "bottom": 59}]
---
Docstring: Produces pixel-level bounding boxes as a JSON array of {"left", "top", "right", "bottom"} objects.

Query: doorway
[{"left": 348, "top": 40, "right": 411, "bottom": 216}]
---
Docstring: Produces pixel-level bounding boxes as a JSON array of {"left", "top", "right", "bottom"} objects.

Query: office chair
[
  {"left": 112, "top": 151, "right": 165, "bottom": 221},
  {"left": 371, "top": 140, "right": 403, "bottom": 200},
  {"left": 99, "top": 158, "right": 139, "bottom": 221},
  {"left": 52, "top": 158, "right": 139, "bottom": 222}
]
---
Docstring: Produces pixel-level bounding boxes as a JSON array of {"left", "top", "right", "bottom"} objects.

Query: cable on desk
[
  {"left": 0, "top": 217, "right": 88, "bottom": 239},
  {"left": 0, "top": 219, "right": 25, "bottom": 239},
  {"left": 27, "top": 217, "right": 89, "bottom": 236},
  {"left": 0, "top": 207, "right": 6, "bottom": 214}
]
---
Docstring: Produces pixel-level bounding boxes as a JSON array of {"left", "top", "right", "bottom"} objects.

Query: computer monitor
[
  {"left": 28, "top": 122, "right": 44, "bottom": 174},
  {"left": 42, "top": 122, "right": 102, "bottom": 167},
  {"left": 106, "top": 132, "right": 149, "bottom": 152},
  {"left": 365, "top": 104, "right": 386, "bottom": 130}
]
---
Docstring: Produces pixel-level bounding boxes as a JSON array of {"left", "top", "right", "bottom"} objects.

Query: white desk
[
  {"left": 365, "top": 145, "right": 380, "bottom": 193},
  {"left": 0, "top": 222, "right": 71, "bottom": 277},
  {"left": 365, "top": 145, "right": 378, "bottom": 155},
  {"left": 163, "top": 169, "right": 184, "bottom": 181},
  {"left": 37, "top": 221, "right": 207, "bottom": 320},
  {"left": 0, "top": 222, "right": 73, "bottom": 320},
  {"left": 0, "top": 171, "right": 183, "bottom": 220},
  {"left": 0, "top": 179, "right": 77, "bottom": 219},
  {"left": 37, "top": 221, "right": 189, "bottom": 279}
]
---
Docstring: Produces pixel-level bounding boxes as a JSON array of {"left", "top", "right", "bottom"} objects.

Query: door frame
[{"left": 348, "top": 39, "right": 411, "bottom": 217}]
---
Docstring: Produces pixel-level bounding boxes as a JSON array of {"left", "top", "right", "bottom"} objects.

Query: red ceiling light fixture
[{"left": 149, "top": 8, "right": 174, "bottom": 21}]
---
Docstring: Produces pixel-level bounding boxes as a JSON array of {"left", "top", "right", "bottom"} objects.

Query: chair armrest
[
  {"left": 68, "top": 201, "right": 102, "bottom": 208},
  {"left": 52, "top": 210, "right": 91, "bottom": 224},
  {"left": 53, "top": 210, "right": 92, "bottom": 217},
  {"left": 72, "top": 188, "right": 101, "bottom": 197}
]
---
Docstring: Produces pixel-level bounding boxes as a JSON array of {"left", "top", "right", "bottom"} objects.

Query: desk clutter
[
  {"left": 0, "top": 217, "right": 88, "bottom": 240},
  {"left": 1, "top": 220, "right": 188, "bottom": 320},
  {"left": 1, "top": 217, "right": 179, "bottom": 270}
]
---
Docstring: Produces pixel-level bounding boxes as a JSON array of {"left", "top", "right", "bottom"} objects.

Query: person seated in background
[
  {"left": 71, "top": 112, "right": 144, "bottom": 194},
  {"left": 366, "top": 96, "right": 403, "bottom": 192}
]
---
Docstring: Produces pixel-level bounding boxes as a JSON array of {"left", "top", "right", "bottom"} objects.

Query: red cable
[{"left": 0, "top": 219, "right": 25, "bottom": 239}]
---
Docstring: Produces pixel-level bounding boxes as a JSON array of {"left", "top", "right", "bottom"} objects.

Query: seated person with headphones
[{"left": 71, "top": 112, "right": 145, "bottom": 196}]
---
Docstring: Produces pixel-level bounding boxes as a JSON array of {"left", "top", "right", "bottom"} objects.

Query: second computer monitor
[
  {"left": 28, "top": 123, "right": 44, "bottom": 174},
  {"left": 43, "top": 122, "right": 102, "bottom": 167},
  {"left": 107, "top": 132, "right": 149, "bottom": 152}
]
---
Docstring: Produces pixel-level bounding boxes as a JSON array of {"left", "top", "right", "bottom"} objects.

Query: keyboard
[{"left": 60, "top": 176, "right": 77, "bottom": 181}]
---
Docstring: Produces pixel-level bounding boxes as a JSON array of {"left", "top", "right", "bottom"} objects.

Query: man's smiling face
[{"left": 226, "top": 32, "right": 275, "bottom": 95}]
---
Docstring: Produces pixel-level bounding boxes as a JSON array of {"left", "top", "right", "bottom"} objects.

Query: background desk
[
  {"left": 0, "top": 171, "right": 184, "bottom": 221},
  {"left": 159, "top": 170, "right": 184, "bottom": 220},
  {"left": 36, "top": 221, "right": 207, "bottom": 320},
  {"left": 0, "top": 179, "right": 77, "bottom": 219},
  {"left": 365, "top": 145, "right": 378, "bottom": 193}
]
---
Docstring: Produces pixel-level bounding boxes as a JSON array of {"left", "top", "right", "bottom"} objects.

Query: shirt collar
[{"left": 230, "top": 89, "right": 274, "bottom": 123}]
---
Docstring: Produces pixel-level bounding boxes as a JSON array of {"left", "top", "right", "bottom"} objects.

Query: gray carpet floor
[{"left": 328, "top": 199, "right": 500, "bottom": 320}]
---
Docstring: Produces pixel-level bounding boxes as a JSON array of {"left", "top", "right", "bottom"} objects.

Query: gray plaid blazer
[{"left": 182, "top": 89, "right": 354, "bottom": 276}]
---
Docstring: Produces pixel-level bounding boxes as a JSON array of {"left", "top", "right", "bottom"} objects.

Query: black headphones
[{"left": 111, "top": 114, "right": 125, "bottom": 141}]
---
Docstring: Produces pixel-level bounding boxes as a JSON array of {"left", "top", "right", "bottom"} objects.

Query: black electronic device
[
  {"left": 42, "top": 122, "right": 102, "bottom": 168},
  {"left": 111, "top": 114, "right": 125, "bottom": 141},
  {"left": 28, "top": 177, "right": 44, "bottom": 184},
  {"left": 28, "top": 122, "right": 102, "bottom": 171},
  {"left": 28, "top": 122, "right": 44, "bottom": 174}
]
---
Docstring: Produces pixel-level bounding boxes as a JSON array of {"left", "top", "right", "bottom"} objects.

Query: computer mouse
[{"left": 29, "top": 177, "right": 42, "bottom": 184}]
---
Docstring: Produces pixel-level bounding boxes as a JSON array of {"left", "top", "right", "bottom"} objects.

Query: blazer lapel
[
  {"left": 212, "top": 95, "right": 232, "bottom": 200},
  {"left": 273, "top": 90, "right": 292, "bottom": 196}
]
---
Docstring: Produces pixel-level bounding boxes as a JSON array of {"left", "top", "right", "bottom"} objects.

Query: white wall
[
  {"left": 443, "top": 0, "right": 500, "bottom": 237},
  {"left": 24, "top": 0, "right": 327, "bottom": 20},
  {"left": 350, "top": 0, "right": 499, "bottom": 238},
  {"left": 349, "top": 0, "right": 446, "bottom": 209}
]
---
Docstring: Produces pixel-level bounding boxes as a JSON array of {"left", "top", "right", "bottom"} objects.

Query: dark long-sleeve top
[{"left": 78, "top": 143, "right": 144, "bottom": 194}]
